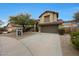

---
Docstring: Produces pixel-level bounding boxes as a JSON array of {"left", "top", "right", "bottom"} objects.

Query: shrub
[
  {"left": 58, "top": 29, "right": 65, "bottom": 35},
  {"left": 70, "top": 32, "right": 79, "bottom": 49}
]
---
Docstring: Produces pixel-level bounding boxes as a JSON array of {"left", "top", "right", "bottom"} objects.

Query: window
[{"left": 44, "top": 15, "right": 50, "bottom": 22}]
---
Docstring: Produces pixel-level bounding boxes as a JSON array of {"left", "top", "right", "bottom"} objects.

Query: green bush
[{"left": 70, "top": 32, "right": 79, "bottom": 49}]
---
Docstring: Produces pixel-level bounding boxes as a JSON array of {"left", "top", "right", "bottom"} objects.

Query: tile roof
[{"left": 39, "top": 10, "right": 58, "bottom": 18}]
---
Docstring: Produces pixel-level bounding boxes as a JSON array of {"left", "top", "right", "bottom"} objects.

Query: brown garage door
[{"left": 40, "top": 25, "right": 58, "bottom": 33}]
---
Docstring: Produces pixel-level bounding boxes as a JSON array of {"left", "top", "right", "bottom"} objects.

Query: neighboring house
[
  {"left": 63, "top": 21, "right": 77, "bottom": 28},
  {"left": 38, "top": 10, "right": 62, "bottom": 33},
  {"left": 63, "top": 20, "right": 78, "bottom": 33},
  {"left": 71, "top": 19, "right": 79, "bottom": 27},
  {"left": 7, "top": 23, "right": 16, "bottom": 32}
]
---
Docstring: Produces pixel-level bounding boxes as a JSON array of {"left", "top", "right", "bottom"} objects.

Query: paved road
[{"left": 0, "top": 32, "right": 62, "bottom": 56}]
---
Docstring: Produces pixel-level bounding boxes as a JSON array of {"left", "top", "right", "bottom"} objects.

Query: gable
[{"left": 39, "top": 11, "right": 58, "bottom": 23}]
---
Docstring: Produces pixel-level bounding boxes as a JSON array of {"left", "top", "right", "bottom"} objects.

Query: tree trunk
[{"left": 22, "top": 25, "right": 25, "bottom": 32}]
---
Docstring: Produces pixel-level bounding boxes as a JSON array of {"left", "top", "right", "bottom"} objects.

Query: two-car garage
[{"left": 39, "top": 23, "right": 59, "bottom": 33}]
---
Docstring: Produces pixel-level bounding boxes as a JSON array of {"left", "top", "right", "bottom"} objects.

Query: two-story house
[{"left": 38, "top": 10, "right": 61, "bottom": 33}]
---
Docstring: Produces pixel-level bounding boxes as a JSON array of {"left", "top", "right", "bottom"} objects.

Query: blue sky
[{"left": 0, "top": 3, "right": 79, "bottom": 26}]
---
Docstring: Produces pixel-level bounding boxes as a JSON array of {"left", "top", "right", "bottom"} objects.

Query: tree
[
  {"left": 9, "top": 13, "right": 35, "bottom": 32},
  {"left": 73, "top": 12, "right": 79, "bottom": 22},
  {"left": 0, "top": 20, "right": 4, "bottom": 28}
]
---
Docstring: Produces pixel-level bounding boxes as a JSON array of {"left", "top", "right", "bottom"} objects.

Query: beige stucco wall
[
  {"left": 7, "top": 24, "right": 16, "bottom": 32},
  {"left": 7, "top": 27, "right": 16, "bottom": 32},
  {"left": 39, "top": 13, "right": 57, "bottom": 23}
]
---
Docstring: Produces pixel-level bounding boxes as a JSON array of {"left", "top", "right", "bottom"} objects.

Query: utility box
[{"left": 16, "top": 26, "right": 23, "bottom": 37}]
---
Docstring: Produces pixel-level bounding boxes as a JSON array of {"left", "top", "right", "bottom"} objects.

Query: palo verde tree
[{"left": 9, "top": 13, "right": 35, "bottom": 32}]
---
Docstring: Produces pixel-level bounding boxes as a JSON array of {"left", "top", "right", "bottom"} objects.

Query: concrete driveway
[
  {"left": 0, "top": 36, "right": 31, "bottom": 56},
  {"left": 0, "top": 32, "right": 62, "bottom": 56}
]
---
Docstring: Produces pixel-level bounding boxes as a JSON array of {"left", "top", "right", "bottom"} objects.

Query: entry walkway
[{"left": 0, "top": 32, "right": 62, "bottom": 56}]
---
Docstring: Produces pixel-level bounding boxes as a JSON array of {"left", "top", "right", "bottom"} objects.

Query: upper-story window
[{"left": 44, "top": 15, "right": 50, "bottom": 22}]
